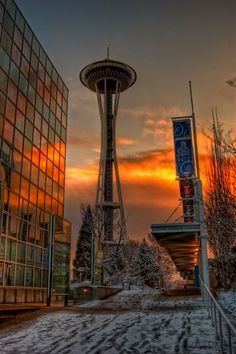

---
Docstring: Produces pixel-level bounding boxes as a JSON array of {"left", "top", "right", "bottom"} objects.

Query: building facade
[{"left": 0, "top": 0, "right": 71, "bottom": 305}]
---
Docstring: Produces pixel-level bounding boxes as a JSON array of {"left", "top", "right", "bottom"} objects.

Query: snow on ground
[
  {"left": 0, "top": 290, "right": 220, "bottom": 354},
  {"left": 217, "top": 289, "right": 236, "bottom": 327}
]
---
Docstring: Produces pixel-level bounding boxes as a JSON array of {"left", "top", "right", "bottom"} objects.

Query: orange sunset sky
[{"left": 16, "top": 0, "right": 236, "bottom": 254}]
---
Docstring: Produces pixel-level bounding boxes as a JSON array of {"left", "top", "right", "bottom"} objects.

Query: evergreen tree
[
  {"left": 133, "top": 239, "right": 160, "bottom": 285},
  {"left": 73, "top": 205, "right": 93, "bottom": 282}
]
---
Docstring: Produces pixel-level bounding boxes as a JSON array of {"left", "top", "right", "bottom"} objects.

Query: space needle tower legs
[{"left": 80, "top": 56, "right": 136, "bottom": 242}]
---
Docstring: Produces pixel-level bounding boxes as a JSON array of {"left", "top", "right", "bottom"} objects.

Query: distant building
[{"left": 0, "top": 0, "right": 71, "bottom": 305}]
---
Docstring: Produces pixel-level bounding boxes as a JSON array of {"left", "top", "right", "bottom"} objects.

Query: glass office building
[{"left": 0, "top": 0, "right": 71, "bottom": 304}]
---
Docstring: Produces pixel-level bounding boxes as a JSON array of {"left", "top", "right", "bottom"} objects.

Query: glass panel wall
[{"left": 0, "top": 0, "right": 70, "bottom": 290}]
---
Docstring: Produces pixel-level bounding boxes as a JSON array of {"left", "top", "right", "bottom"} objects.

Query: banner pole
[
  {"left": 189, "top": 81, "right": 200, "bottom": 178},
  {"left": 189, "top": 81, "right": 210, "bottom": 289}
]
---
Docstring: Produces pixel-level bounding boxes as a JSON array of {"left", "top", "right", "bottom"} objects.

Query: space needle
[{"left": 80, "top": 51, "right": 136, "bottom": 242}]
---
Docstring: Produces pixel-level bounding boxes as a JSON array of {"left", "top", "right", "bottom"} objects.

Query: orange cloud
[{"left": 117, "top": 138, "right": 137, "bottom": 146}]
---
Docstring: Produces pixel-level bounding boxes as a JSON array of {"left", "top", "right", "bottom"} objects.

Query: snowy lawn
[{"left": 0, "top": 290, "right": 220, "bottom": 354}]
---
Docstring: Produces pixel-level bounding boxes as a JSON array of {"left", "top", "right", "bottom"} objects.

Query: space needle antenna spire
[{"left": 80, "top": 56, "right": 136, "bottom": 243}]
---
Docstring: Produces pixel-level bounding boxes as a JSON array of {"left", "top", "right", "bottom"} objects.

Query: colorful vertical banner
[
  {"left": 172, "top": 118, "right": 195, "bottom": 177},
  {"left": 172, "top": 117, "right": 195, "bottom": 222}
]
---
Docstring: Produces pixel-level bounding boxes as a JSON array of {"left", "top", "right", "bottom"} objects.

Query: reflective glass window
[
  {"left": 1, "top": 28, "right": 12, "bottom": 56},
  {"left": 9, "top": 214, "right": 18, "bottom": 236},
  {"left": 11, "top": 43, "right": 21, "bottom": 66},
  {"left": 26, "top": 246, "right": 34, "bottom": 265},
  {"left": 24, "top": 119, "right": 33, "bottom": 140},
  {"left": 37, "top": 189, "right": 44, "bottom": 209},
  {"left": 7, "top": 80, "right": 17, "bottom": 104},
  {"left": 59, "top": 171, "right": 64, "bottom": 188},
  {"left": 34, "top": 268, "right": 41, "bottom": 287},
  {"left": 38, "top": 63, "right": 44, "bottom": 82},
  {"left": 13, "top": 25, "right": 23, "bottom": 49},
  {"left": 46, "top": 176, "right": 52, "bottom": 195},
  {"left": 39, "top": 171, "right": 45, "bottom": 190},
  {"left": 39, "top": 47, "right": 46, "bottom": 67},
  {"left": 9, "top": 61, "right": 19, "bottom": 85},
  {"left": 17, "top": 91, "right": 26, "bottom": 114},
  {"left": 34, "top": 111, "right": 41, "bottom": 130},
  {"left": 53, "top": 165, "right": 59, "bottom": 183},
  {"left": 22, "top": 156, "right": 30, "bottom": 179},
  {"left": 15, "top": 9, "right": 24, "bottom": 32},
  {"left": 31, "top": 164, "right": 38, "bottom": 185},
  {"left": 0, "top": 47, "right": 10, "bottom": 73},
  {"left": 46, "top": 57, "right": 52, "bottom": 75},
  {"left": 39, "top": 152, "right": 46, "bottom": 173},
  {"left": 5, "top": 263, "right": 15, "bottom": 285},
  {"left": 15, "top": 265, "right": 24, "bottom": 286},
  {"left": 41, "top": 136, "right": 47, "bottom": 155},
  {"left": 19, "top": 73, "right": 28, "bottom": 96},
  {"left": 0, "top": 91, "right": 6, "bottom": 114},
  {"left": 32, "top": 146, "right": 39, "bottom": 165},
  {"left": 32, "top": 37, "right": 40, "bottom": 56},
  {"left": 6, "top": 0, "right": 17, "bottom": 20},
  {"left": 23, "top": 138, "right": 32, "bottom": 159},
  {"left": 6, "top": 239, "right": 16, "bottom": 261},
  {"left": 22, "top": 39, "right": 31, "bottom": 61},
  {"left": 26, "top": 100, "right": 34, "bottom": 123},
  {"left": 14, "top": 129, "right": 23, "bottom": 153},
  {"left": 0, "top": 237, "right": 6, "bottom": 259},
  {"left": 47, "top": 160, "right": 53, "bottom": 178},
  {"left": 28, "top": 67, "right": 37, "bottom": 89},
  {"left": 24, "top": 22, "right": 32, "bottom": 45},
  {"left": 28, "top": 224, "right": 36, "bottom": 243},
  {"left": 20, "top": 56, "right": 29, "bottom": 78},
  {"left": 3, "top": 10, "right": 13, "bottom": 36},
  {"left": 17, "top": 242, "right": 25, "bottom": 263},
  {"left": 25, "top": 267, "right": 33, "bottom": 286},
  {"left": 13, "top": 148, "right": 22, "bottom": 172},
  {"left": 31, "top": 51, "right": 38, "bottom": 72},
  {"left": 15, "top": 109, "right": 25, "bottom": 133},
  {"left": 45, "top": 194, "right": 51, "bottom": 212},
  {"left": 0, "top": 67, "right": 8, "bottom": 93},
  {"left": 29, "top": 183, "right": 37, "bottom": 205},
  {"left": 10, "top": 170, "right": 20, "bottom": 194},
  {"left": 5, "top": 98, "right": 15, "bottom": 124},
  {"left": 35, "top": 248, "right": 42, "bottom": 266},
  {"left": 42, "top": 119, "right": 48, "bottom": 138},
  {"left": 36, "top": 94, "right": 43, "bottom": 114},
  {"left": 48, "top": 127, "right": 54, "bottom": 145},
  {"left": 9, "top": 191, "right": 19, "bottom": 215},
  {"left": 43, "top": 103, "right": 49, "bottom": 121},
  {"left": 44, "top": 87, "right": 50, "bottom": 106},
  {"left": 37, "top": 77, "right": 44, "bottom": 97},
  {"left": 3, "top": 119, "right": 13, "bottom": 143},
  {"left": 20, "top": 176, "right": 29, "bottom": 200},
  {"left": 0, "top": 3, "right": 4, "bottom": 24},
  {"left": 27, "top": 84, "right": 36, "bottom": 105}
]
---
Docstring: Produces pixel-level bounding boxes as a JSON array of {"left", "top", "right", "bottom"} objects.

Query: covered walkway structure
[{"left": 151, "top": 222, "right": 200, "bottom": 281}]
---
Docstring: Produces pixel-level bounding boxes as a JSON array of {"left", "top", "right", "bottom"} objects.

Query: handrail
[
  {"left": 201, "top": 280, "right": 236, "bottom": 336},
  {"left": 200, "top": 278, "right": 236, "bottom": 354}
]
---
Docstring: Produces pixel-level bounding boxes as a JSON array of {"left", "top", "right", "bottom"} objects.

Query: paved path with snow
[{"left": 0, "top": 290, "right": 220, "bottom": 354}]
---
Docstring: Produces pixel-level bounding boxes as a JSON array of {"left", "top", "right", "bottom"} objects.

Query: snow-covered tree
[
  {"left": 133, "top": 239, "right": 160, "bottom": 285},
  {"left": 204, "top": 116, "right": 236, "bottom": 288},
  {"left": 73, "top": 205, "right": 93, "bottom": 282}
]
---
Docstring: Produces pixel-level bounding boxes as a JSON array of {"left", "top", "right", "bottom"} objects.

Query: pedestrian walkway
[{"left": 0, "top": 289, "right": 219, "bottom": 354}]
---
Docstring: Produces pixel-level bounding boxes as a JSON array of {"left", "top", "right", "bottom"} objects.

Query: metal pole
[
  {"left": 197, "top": 179, "right": 210, "bottom": 288},
  {"left": 189, "top": 81, "right": 200, "bottom": 178},
  {"left": 189, "top": 82, "right": 210, "bottom": 289},
  {"left": 47, "top": 214, "right": 55, "bottom": 307}
]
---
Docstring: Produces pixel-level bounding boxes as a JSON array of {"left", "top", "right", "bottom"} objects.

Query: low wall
[
  {"left": 0, "top": 287, "right": 47, "bottom": 304},
  {"left": 73, "top": 286, "right": 122, "bottom": 304}
]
